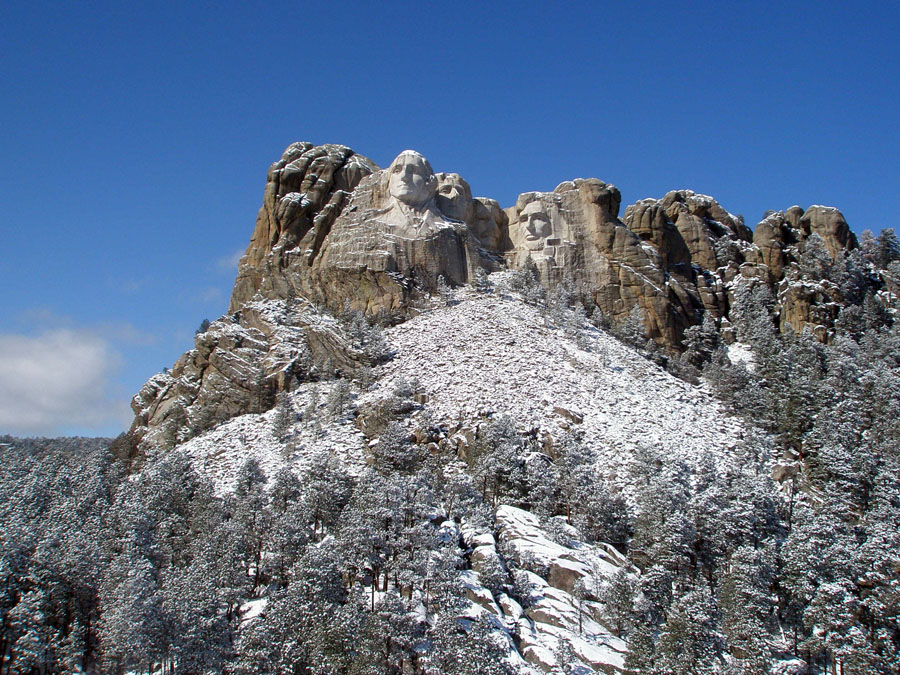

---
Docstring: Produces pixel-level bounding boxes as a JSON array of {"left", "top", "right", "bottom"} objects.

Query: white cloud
[
  {"left": 215, "top": 247, "right": 245, "bottom": 274},
  {"left": 0, "top": 329, "right": 127, "bottom": 436},
  {"left": 14, "top": 309, "right": 157, "bottom": 346},
  {"left": 179, "top": 285, "right": 226, "bottom": 306},
  {"left": 96, "top": 321, "right": 158, "bottom": 346}
]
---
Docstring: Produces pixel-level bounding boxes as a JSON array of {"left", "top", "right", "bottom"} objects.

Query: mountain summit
[
  {"left": 108, "top": 142, "right": 900, "bottom": 674},
  {"left": 129, "top": 141, "right": 888, "bottom": 452}
]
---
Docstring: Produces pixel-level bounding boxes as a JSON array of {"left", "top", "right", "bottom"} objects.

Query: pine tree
[
  {"left": 798, "top": 232, "right": 834, "bottom": 280},
  {"left": 624, "top": 622, "right": 658, "bottom": 675},
  {"left": 264, "top": 468, "right": 311, "bottom": 587},
  {"left": 552, "top": 636, "right": 579, "bottom": 674},
  {"left": 425, "top": 613, "right": 516, "bottom": 675},
  {"left": 371, "top": 421, "right": 423, "bottom": 474},
  {"left": 876, "top": 227, "right": 900, "bottom": 268},
  {"left": 617, "top": 304, "right": 648, "bottom": 350},
  {"left": 300, "top": 448, "right": 352, "bottom": 537},
  {"left": 230, "top": 458, "right": 270, "bottom": 588},
  {"left": 655, "top": 579, "right": 722, "bottom": 675},
  {"left": 682, "top": 313, "right": 721, "bottom": 367},
  {"left": 272, "top": 391, "right": 295, "bottom": 442},
  {"left": 98, "top": 556, "right": 167, "bottom": 673},
  {"left": 717, "top": 545, "right": 774, "bottom": 672},
  {"left": 597, "top": 568, "right": 636, "bottom": 637},
  {"left": 469, "top": 416, "right": 525, "bottom": 507},
  {"left": 325, "top": 378, "right": 351, "bottom": 420},
  {"left": 859, "top": 229, "right": 880, "bottom": 266},
  {"left": 472, "top": 267, "right": 493, "bottom": 293}
]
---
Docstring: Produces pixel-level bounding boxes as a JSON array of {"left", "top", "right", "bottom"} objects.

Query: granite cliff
[
  {"left": 230, "top": 142, "right": 863, "bottom": 343},
  {"left": 131, "top": 141, "right": 890, "bottom": 451}
]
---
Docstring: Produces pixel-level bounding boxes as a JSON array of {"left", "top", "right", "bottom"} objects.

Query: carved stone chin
[{"left": 377, "top": 200, "right": 456, "bottom": 239}]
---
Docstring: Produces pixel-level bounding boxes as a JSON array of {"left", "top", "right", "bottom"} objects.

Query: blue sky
[{"left": 2, "top": 1, "right": 898, "bottom": 437}]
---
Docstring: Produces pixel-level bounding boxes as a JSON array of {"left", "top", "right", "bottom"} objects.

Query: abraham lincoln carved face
[{"left": 519, "top": 201, "right": 553, "bottom": 249}]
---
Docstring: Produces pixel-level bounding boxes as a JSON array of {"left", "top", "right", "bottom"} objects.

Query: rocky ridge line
[{"left": 131, "top": 141, "right": 886, "bottom": 451}]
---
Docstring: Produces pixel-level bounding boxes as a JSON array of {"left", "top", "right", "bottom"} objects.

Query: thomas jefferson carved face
[
  {"left": 519, "top": 201, "right": 553, "bottom": 249},
  {"left": 388, "top": 151, "right": 437, "bottom": 208},
  {"left": 435, "top": 173, "right": 473, "bottom": 222}
]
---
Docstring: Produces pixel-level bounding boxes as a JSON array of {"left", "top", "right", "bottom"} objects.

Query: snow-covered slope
[
  {"left": 177, "top": 285, "right": 743, "bottom": 492},
  {"left": 169, "top": 285, "right": 748, "bottom": 674},
  {"left": 366, "top": 288, "right": 744, "bottom": 484}
]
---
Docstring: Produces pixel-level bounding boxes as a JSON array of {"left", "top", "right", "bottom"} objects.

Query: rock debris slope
[
  {"left": 363, "top": 287, "right": 743, "bottom": 482},
  {"left": 173, "top": 286, "right": 744, "bottom": 493}
]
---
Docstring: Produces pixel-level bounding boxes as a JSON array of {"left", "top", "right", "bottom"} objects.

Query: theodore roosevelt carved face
[
  {"left": 388, "top": 151, "right": 438, "bottom": 209},
  {"left": 519, "top": 200, "right": 553, "bottom": 249}
]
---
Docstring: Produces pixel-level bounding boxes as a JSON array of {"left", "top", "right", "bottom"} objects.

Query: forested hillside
[
  {"left": 3, "top": 140, "right": 900, "bottom": 674},
  {"left": 2, "top": 260, "right": 898, "bottom": 674}
]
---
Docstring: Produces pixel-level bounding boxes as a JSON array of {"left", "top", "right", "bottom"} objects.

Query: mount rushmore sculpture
[
  {"left": 130, "top": 140, "right": 865, "bottom": 451},
  {"left": 232, "top": 141, "right": 858, "bottom": 346}
]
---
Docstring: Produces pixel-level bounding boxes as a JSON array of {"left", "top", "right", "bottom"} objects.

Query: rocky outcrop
[
  {"left": 777, "top": 279, "right": 843, "bottom": 340},
  {"left": 752, "top": 205, "right": 857, "bottom": 281},
  {"left": 225, "top": 141, "right": 871, "bottom": 351},
  {"left": 744, "top": 205, "right": 860, "bottom": 339},
  {"left": 503, "top": 182, "right": 750, "bottom": 345},
  {"left": 624, "top": 198, "right": 693, "bottom": 271},
  {"left": 230, "top": 143, "right": 379, "bottom": 311},
  {"left": 799, "top": 205, "right": 858, "bottom": 259},
  {"left": 229, "top": 145, "right": 507, "bottom": 319},
  {"left": 504, "top": 180, "right": 664, "bottom": 341},
  {"left": 753, "top": 211, "right": 795, "bottom": 280},
  {"left": 131, "top": 141, "right": 878, "bottom": 450},
  {"left": 227, "top": 143, "right": 873, "bottom": 352},
  {"left": 660, "top": 190, "right": 753, "bottom": 271},
  {"left": 130, "top": 299, "right": 379, "bottom": 452}
]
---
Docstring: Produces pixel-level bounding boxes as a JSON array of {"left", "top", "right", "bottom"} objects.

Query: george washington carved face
[{"left": 387, "top": 151, "right": 438, "bottom": 208}]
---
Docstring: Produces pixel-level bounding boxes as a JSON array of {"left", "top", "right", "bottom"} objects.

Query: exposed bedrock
[
  {"left": 231, "top": 144, "right": 507, "bottom": 320},
  {"left": 130, "top": 141, "right": 872, "bottom": 449},
  {"left": 130, "top": 299, "right": 377, "bottom": 452}
]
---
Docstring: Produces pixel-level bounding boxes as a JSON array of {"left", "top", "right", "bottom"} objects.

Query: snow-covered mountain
[
  {"left": 158, "top": 280, "right": 754, "bottom": 674},
  {"left": 5, "top": 141, "right": 898, "bottom": 675}
]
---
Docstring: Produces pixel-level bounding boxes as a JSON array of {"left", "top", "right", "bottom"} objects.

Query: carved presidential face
[
  {"left": 388, "top": 151, "right": 437, "bottom": 208},
  {"left": 435, "top": 173, "right": 473, "bottom": 222},
  {"left": 519, "top": 201, "right": 553, "bottom": 249}
]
